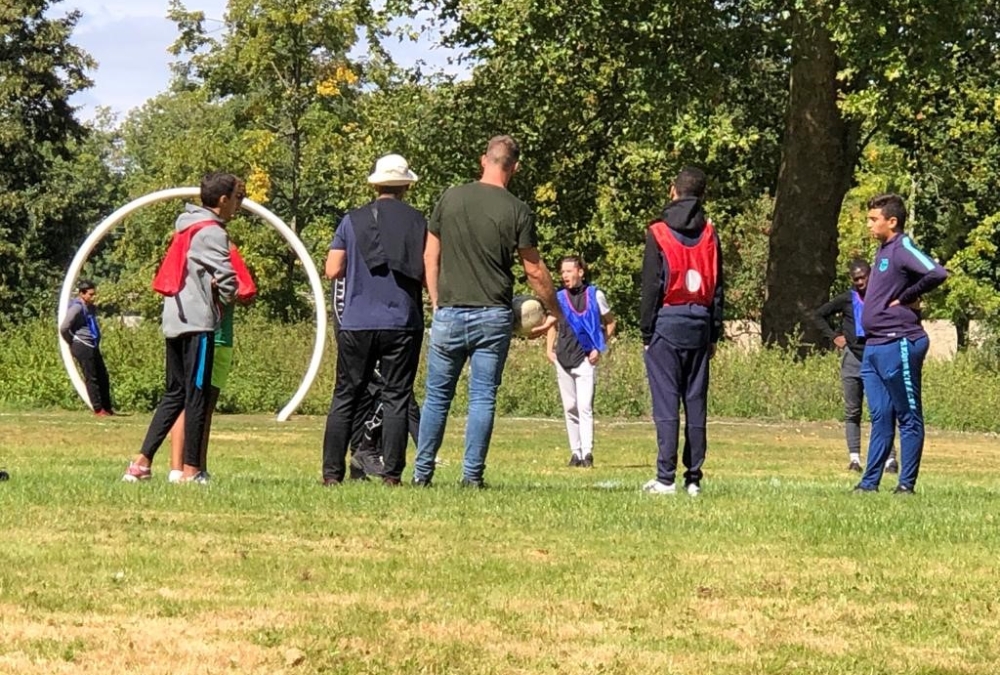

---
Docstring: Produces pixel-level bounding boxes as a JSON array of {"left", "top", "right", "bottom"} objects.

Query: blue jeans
[
  {"left": 859, "top": 336, "right": 929, "bottom": 490},
  {"left": 413, "top": 306, "right": 513, "bottom": 482}
]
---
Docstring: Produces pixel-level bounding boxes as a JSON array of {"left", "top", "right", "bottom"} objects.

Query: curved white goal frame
[{"left": 57, "top": 187, "right": 327, "bottom": 422}]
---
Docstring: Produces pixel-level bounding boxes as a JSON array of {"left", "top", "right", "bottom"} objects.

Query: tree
[
  {"left": 760, "top": 5, "right": 860, "bottom": 347},
  {"left": 165, "top": 0, "right": 366, "bottom": 320},
  {"left": 390, "top": 0, "right": 999, "bottom": 341},
  {"left": 401, "top": 0, "right": 788, "bottom": 327},
  {"left": 762, "top": 0, "right": 990, "bottom": 348},
  {"left": 0, "top": 0, "right": 96, "bottom": 324}
]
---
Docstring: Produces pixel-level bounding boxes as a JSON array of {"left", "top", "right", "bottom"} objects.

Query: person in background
[
  {"left": 546, "top": 255, "right": 616, "bottom": 468},
  {"left": 61, "top": 280, "right": 114, "bottom": 417},
  {"left": 814, "top": 259, "right": 898, "bottom": 474}
]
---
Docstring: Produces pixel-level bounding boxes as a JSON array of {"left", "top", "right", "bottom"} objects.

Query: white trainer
[
  {"left": 642, "top": 479, "right": 676, "bottom": 495},
  {"left": 686, "top": 483, "right": 701, "bottom": 497},
  {"left": 167, "top": 470, "right": 183, "bottom": 483}
]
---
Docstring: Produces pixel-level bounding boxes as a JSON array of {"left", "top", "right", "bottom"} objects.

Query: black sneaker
[
  {"left": 884, "top": 459, "right": 899, "bottom": 474},
  {"left": 411, "top": 477, "right": 433, "bottom": 488},
  {"left": 351, "top": 448, "right": 384, "bottom": 478},
  {"left": 581, "top": 454, "right": 594, "bottom": 468},
  {"left": 847, "top": 460, "right": 862, "bottom": 472},
  {"left": 892, "top": 485, "right": 915, "bottom": 496},
  {"left": 0, "top": 470, "right": 9, "bottom": 481},
  {"left": 348, "top": 459, "right": 369, "bottom": 481},
  {"left": 567, "top": 455, "right": 582, "bottom": 468},
  {"left": 460, "top": 477, "right": 487, "bottom": 490},
  {"left": 382, "top": 476, "right": 402, "bottom": 487},
  {"left": 852, "top": 483, "right": 878, "bottom": 494}
]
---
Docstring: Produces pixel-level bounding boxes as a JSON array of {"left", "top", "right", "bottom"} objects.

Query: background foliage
[
  {"left": 4, "top": 317, "right": 1000, "bottom": 432},
  {"left": 4, "top": 0, "right": 1000, "bottom": 413}
]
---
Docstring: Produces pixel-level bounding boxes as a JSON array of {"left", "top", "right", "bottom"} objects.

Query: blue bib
[
  {"left": 557, "top": 285, "right": 607, "bottom": 353},
  {"left": 71, "top": 298, "right": 101, "bottom": 346},
  {"left": 851, "top": 290, "right": 865, "bottom": 339}
]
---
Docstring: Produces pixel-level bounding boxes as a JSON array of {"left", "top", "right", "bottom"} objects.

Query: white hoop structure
[{"left": 57, "top": 187, "right": 327, "bottom": 422}]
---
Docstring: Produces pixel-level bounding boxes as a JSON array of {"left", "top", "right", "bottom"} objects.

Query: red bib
[
  {"left": 230, "top": 245, "right": 257, "bottom": 302},
  {"left": 649, "top": 221, "right": 718, "bottom": 307},
  {"left": 152, "top": 220, "right": 218, "bottom": 297}
]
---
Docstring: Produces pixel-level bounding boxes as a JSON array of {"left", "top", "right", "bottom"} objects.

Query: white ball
[{"left": 512, "top": 295, "right": 546, "bottom": 337}]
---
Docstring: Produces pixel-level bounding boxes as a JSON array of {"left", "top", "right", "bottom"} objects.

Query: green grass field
[{"left": 1, "top": 411, "right": 998, "bottom": 674}]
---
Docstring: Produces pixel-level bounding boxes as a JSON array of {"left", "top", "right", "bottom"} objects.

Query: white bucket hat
[{"left": 367, "top": 154, "right": 418, "bottom": 186}]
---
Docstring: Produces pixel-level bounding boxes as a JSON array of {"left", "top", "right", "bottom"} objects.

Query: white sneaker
[
  {"left": 642, "top": 479, "right": 676, "bottom": 495},
  {"left": 686, "top": 483, "right": 701, "bottom": 497},
  {"left": 167, "top": 470, "right": 183, "bottom": 483}
]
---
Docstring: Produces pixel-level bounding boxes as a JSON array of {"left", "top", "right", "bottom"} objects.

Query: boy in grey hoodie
[{"left": 123, "top": 172, "right": 241, "bottom": 483}]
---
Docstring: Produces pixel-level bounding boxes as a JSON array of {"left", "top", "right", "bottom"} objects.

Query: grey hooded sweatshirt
[{"left": 161, "top": 204, "right": 237, "bottom": 338}]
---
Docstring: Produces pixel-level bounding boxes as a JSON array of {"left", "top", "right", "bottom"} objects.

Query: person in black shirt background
[{"left": 814, "top": 259, "right": 897, "bottom": 474}]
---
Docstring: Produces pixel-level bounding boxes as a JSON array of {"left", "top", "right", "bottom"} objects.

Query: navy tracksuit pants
[
  {"left": 645, "top": 335, "right": 710, "bottom": 486},
  {"left": 139, "top": 332, "right": 216, "bottom": 468},
  {"left": 859, "top": 335, "right": 929, "bottom": 490}
]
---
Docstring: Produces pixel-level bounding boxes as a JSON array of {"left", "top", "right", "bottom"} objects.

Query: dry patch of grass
[
  {"left": 0, "top": 608, "right": 285, "bottom": 675},
  {"left": 4, "top": 413, "right": 1000, "bottom": 674}
]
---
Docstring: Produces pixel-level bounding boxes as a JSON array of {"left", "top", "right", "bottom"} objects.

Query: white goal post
[{"left": 57, "top": 187, "right": 327, "bottom": 422}]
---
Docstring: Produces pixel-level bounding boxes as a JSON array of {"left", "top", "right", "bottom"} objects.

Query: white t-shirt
[{"left": 595, "top": 289, "right": 611, "bottom": 316}]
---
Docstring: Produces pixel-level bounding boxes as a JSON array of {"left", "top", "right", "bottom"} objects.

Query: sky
[{"left": 61, "top": 0, "right": 464, "bottom": 121}]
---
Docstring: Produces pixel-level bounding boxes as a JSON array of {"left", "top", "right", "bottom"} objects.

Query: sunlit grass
[{"left": 1, "top": 411, "right": 998, "bottom": 674}]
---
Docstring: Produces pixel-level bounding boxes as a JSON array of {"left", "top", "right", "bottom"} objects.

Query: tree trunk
[{"left": 761, "top": 8, "right": 860, "bottom": 350}]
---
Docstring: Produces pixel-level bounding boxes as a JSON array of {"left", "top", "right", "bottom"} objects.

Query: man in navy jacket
[
  {"left": 640, "top": 167, "right": 724, "bottom": 497},
  {"left": 855, "top": 193, "right": 948, "bottom": 495}
]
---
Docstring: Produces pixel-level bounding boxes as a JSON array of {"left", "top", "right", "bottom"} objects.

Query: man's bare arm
[
  {"left": 424, "top": 231, "right": 441, "bottom": 310},
  {"left": 325, "top": 250, "right": 346, "bottom": 279},
  {"left": 519, "top": 246, "right": 562, "bottom": 321}
]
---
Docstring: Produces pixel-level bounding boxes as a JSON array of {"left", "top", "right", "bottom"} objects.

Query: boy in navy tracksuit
[
  {"left": 640, "top": 167, "right": 723, "bottom": 496},
  {"left": 855, "top": 193, "right": 948, "bottom": 495}
]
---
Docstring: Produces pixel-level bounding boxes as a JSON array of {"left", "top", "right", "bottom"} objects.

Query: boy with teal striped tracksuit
[
  {"left": 546, "top": 256, "right": 616, "bottom": 468},
  {"left": 855, "top": 193, "right": 948, "bottom": 495}
]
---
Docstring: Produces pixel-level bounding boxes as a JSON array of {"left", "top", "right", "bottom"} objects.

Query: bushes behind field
[{"left": 2, "top": 315, "right": 999, "bottom": 432}]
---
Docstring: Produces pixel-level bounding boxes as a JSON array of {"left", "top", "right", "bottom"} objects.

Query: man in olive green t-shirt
[{"left": 413, "top": 135, "right": 562, "bottom": 488}]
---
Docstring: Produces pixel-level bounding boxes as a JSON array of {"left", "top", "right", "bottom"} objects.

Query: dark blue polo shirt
[{"left": 331, "top": 213, "right": 425, "bottom": 331}]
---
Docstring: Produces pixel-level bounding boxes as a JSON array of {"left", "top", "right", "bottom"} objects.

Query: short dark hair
[
  {"left": 201, "top": 172, "right": 241, "bottom": 208},
  {"left": 867, "top": 193, "right": 907, "bottom": 231},
  {"left": 77, "top": 279, "right": 95, "bottom": 293},
  {"left": 673, "top": 167, "right": 707, "bottom": 199},
  {"left": 848, "top": 259, "right": 871, "bottom": 276},
  {"left": 376, "top": 185, "right": 409, "bottom": 197},
  {"left": 559, "top": 255, "right": 586, "bottom": 271},
  {"left": 485, "top": 135, "right": 520, "bottom": 170}
]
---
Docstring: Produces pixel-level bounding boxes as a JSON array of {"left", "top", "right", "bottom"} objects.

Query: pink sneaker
[{"left": 122, "top": 462, "right": 152, "bottom": 482}]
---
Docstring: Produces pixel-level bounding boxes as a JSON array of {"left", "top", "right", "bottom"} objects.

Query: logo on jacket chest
[{"left": 878, "top": 258, "right": 889, "bottom": 272}]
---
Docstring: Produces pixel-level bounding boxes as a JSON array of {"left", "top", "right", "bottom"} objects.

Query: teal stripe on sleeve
[{"left": 902, "top": 236, "right": 936, "bottom": 271}]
